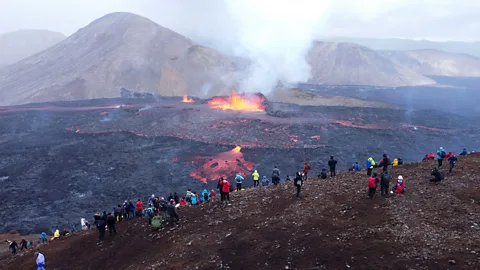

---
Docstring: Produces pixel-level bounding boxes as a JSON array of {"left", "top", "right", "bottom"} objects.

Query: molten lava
[
  {"left": 182, "top": 95, "right": 195, "bottom": 103},
  {"left": 232, "top": 146, "right": 242, "bottom": 153},
  {"left": 207, "top": 90, "right": 264, "bottom": 112}
]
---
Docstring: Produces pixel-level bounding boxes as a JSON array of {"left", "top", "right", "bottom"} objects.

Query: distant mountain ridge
[{"left": 0, "top": 29, "right": 66, "bottom": 67}]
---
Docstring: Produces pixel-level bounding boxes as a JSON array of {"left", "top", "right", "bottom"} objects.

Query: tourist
[
  {"left": 127, "top": 200, "right": 135, "bottom": 219},
  {"left": 367, "top": 172, "right": 379, "bottom": 199},
  {"left": 149, "top": 194, "right": 156, "bottom": 206},
  {"left": 185, "top": 189, "right": 193, "bottom": 204},
  {"left": 398, "top": 158, "right": 403, "bottom": 165},
  {"left": 191, "top": 192, "right": 198, "bottom": 205},
  {"left": 235, "top": 173, "right": 244, "bottom": 191},
  {"left": 285, "top": 175, "right": 291, "bottom": 181},
  {"left": 445, "top": 151, "right": 453, "bottom": 160},
  {"left": 180, "top": 197, "right": 187, "bottom": 206},
  {"left": 437, "top": 147, "right": 446, "bottom": 167},
  {"left": 106, "top": 213, "right": 117, "bottom": 235},
  {"left": 378, "top": 154, "right": 391, "bottom": 172},
  {"left": 448, "top": 154, "right": 458, "bottom": 173},
  {"left": 380, "top": 170, "right": 391, "bottom": 198},
  {"left": 97, "top": 218, "right": 106, "bottom": 242},
  {"left": 460, "top": 148, "right": 468, "bottom": 156},
  {"left": 328, "top": 156, "right": 337, "bottom": 177},
  {"left": 39, "top": 232, "right": 47, "bottom": 243},
  {"left": 7, "top": 240, "right": 18, "bottom": 255},
  {"left": 353, "top": 162, "right": 361, "bottom": 171},
  {"left": 303, "top": 162, "right": 311, "bottom": 180},
  {"left": 392, "top": 176, "right": 406, "bottom": 194},
  {"left": 93, "top": 212, "right": 101, "bottom": 228},
  {"left": 202, "top": 189, "right": 210, "bottom": 202},
  {"left": 261, "top": 175, "right": 269, "bottom": 186},
  {"left": 252, "top": 170, "right": 260, "bottom": 187},
  {"left": 210, "top": 190, "right": 216, "bottom": 198},
  {"left": 135, "top": 199, "right": 144, "bottom": 217},
  {"left": 319, "top": 168, "right": 327, "bottom": 179},
  {"left": 221, "top": 178, "right": 231, "bottom": 202},
  {"left": 217, "top": 178, "right": 224, "bottom": 200},
  {"left": 392, "top": 158, "right": 399, "bottom": 167},
  {"left": 272, "top": 166, "right": 280, "bottom": 185},
  {"left": 294, "top": 171, "right": 303, "bottom": 198},
  {"left": 167, "top": 193, "right": 174, "bottom": 202},
  {"left": 35, "top": 252, "right": 46, "bottom": 270},
  {"left": 366, "top": 157, "right": 376, "bottom": 176},
  {"left": 20, "top": 239, "right": 28, "bottom": 251},
  {"left": 430, "top": 167, "right": 444, "bottom": 183},
  {"left": 167, "top": 201, "right": 179, "bottom": 226},
  {"left": 173, "top": 192, "right": 180, "bottom": 204}
]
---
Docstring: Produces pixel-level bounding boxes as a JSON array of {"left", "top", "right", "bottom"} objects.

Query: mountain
[
  {"left": 307, "top": 42, "right": 435, "bottom": 87},
  {"left": 0, "top": 12, "right": 247, "bottom": 106},
  {"left": 0, "top": 29, "right": 65, "bottom": 67},
  {"left": 381, "top": 50, "right": 480, "bottom": 77},
  {"left": 322, "top": 37, "right": 480, "bottom": 57}
]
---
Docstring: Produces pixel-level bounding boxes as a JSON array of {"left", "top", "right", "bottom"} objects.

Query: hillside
[
  {"left": 0, "top": 12, "right": 246, "bottom": 106},
  {"left": 382, "top": 50, "right": 480, "bottom": 77},
  {"left": 3, "top": 154, "right": 480, "bottom": 270},
  {"left": 307, "top": 42, "right": 435, "bottom": 87},
  {"left": 0, "top": 29, "right": 66, "bottom": 67}
]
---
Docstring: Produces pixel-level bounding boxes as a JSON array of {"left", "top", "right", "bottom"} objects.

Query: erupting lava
[
  {"left": 182, "top": 95, "right": 195, "bottom": 103},
  {"left": 207, "top": 90, "right": 264, "bottom": 112}
]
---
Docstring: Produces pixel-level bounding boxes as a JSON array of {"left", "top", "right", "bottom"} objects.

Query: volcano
[
  {"left": 0, "top": 91, "right": 479, "bottom": 233},
  {"left": 207, "top": 90, "right": 265, "bottom": 112}
]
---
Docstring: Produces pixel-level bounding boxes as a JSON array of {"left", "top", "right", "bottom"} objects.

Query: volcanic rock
[
  {"left": 0, "top": 12, "right": 246, "bottom": 106},
  {"left": 381, "top": 49, "right": 480, "bottom": 77},
  {"left": 120, "top": 88, "right": 156, "bottom": 100},
  {"left": 0, "top": 29, "right": 66, "bottom": 67},
  {"left": 307, "top": 41, "right": 435, "bottom": 87}
]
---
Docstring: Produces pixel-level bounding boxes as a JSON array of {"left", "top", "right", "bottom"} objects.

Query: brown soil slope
[{"left": 3, "top": 154, "right": 480, "bottom": 270}]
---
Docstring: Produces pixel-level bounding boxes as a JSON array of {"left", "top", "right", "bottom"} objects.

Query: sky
[{"left": 0, "top": 0, "right": 479, "bottom": 42}]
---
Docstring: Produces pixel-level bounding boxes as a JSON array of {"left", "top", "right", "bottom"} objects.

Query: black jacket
[
  {"left": 381, "top": 172, "right": 391, "bottom": 184},
  {"left": 97, "top": 219, "right": 106, "bottom": 231},
  {"left": 328, "top": 159, "right": 337, "bottom": 168},
  {"left": 106, "top": 215, "right": 115, "bottom": 226}
]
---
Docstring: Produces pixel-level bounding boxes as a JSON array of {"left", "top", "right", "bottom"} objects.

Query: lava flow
[
  {"left": 182, "top": 95, "right": 195, "bottom": 103},
  {"left": 175, "top": 146, "right": 255, "bottom": 184},
  {"left": 207, "top": 90, "right": 264, "bottom": 112}
]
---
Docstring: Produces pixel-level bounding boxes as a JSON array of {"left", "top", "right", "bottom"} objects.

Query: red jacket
[
  {"left": 303, "top": 163, "right": 311, "bottom": 174},
  {"left": 368, "top": 176, "right": 377, "bottom": 188},
  {"left": 395, "top": 180, "right": 405, "bottom": 194},
  {"left": 180, "top": 199, "right": 187, "bottom": 206},
  {"left": 427, "top": 152, "right": 435, "bottom": 160},
  {"left": 445, "top": 152, "right": 453, "bottom": 159},
  {"left": 136, "top": 200, "right": 144, "bottom": 211},
  {"left": 210, "top": 190, "right": 216, "bottom": 197},
  {"left": 221, "top": 181, "right": 231, "bottom": 193}
]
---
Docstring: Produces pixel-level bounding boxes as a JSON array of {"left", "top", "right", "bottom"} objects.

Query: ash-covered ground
[{"left": 0, "top": 94, "right": 479, "bottom": 234}]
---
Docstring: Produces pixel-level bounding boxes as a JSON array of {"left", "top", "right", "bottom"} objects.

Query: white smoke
[{"left": 222, "top": 0, "right": 333, "bottom": 93}]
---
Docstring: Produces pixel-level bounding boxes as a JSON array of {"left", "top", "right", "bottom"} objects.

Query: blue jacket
[
  {"left": 201, "top": 189, "right": 210, "bottom": 200},
  {"left": 261, "top": 176, "right": 269, "bottom": 186},
  {"left": 437, "top": 149, "right": 446, "bottom": 160},
  {"left": 191, "top": 195, "right": 197, "bottom": 205},
  {"left": 353, "top": 164, "right": 361, "bottom": 171},
  {"left": 235, "top": 175, "right": 244, "bottom": 183}
]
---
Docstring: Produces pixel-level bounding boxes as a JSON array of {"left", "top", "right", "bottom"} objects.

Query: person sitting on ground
[
  {"left": 448, "top": 154, "right": 458, "bottom": 174},
  {"left": 261, "top": 175, "right": 269, "bottom": 187},
  {"left": 252, "top": 170, "right": 260, "bottom": 187},
  {"left": 398, "top": 158, "right": 403, "bottom": 165},
  {"left": 426, "top": 152, "right": 435, "bottom": 160},
  {"left": 179, "top": 197, "right": 187, "bottom": 206},
  {"left": 430, "top": 167, "right": 444, "bottom": 183},
  {"left": 319, "top": 168, "right": 328, "bottom": 179},
  {"left": 353, "top": 162, "right": 361, "bottom": 171},
  {"left": 235, "top": 173, "right": 244, "bottom": 191},
  {"left": 294, "top": 171, "right": 304, "bottom": 198},
  {"left": 221, "top": 179, "right": 231, "bottom": 202},
  {"left": 106, "top": 212, "right": 117, "bottom": 235},
  {"left": 167, "top": 201, "right": 179, "bottom": 226},
  {"left": 35, "top": 252, "right": 45, "bottom": 270},
  {"left": 392, "top": 175, "right": 406, "bottom": 194},
  {"left": 367, "top": 172, "right": 379, "bottom": 199},
  {"left": 191, "top": 192, "right": 198, "bottom": 205},
  {"left": 285, "top": 175, "right": 291, "bottom": 181},
  {"left": 392, "top": 158, "right": 399, "bottom": 167},
  {"left": 185, "top": 189, "right": 193, "bottom": 204},
  {"left": 460, "top": 148, "right": 468, "bottom": 156},
  {"left": 202, "top": 189, "right": 210, "bottom": 202},
  {"left": 210, "top": 190, "right": 216, "bottom": 198}
]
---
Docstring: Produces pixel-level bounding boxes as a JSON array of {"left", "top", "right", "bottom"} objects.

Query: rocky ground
[
  {"left": 2, "top": 154, "right": 480, "bottom": 270},
  {"left": 0, "top": 95, "right": 478, "bottom": 234}
]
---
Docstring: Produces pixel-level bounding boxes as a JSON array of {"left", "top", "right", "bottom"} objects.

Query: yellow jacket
[
  {"left": 392, "top": 158, "right": 398, "bottom": 166},
  {"left": 252, "top": 170, "right": 260, "bottom": 181},
  {"left": 54, "top": 229, "right": 60, "bottom": 238}
]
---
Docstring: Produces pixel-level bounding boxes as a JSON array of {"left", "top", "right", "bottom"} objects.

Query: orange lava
[
  {"left": 231, "top": 146, "right": 242, "bottom": 153},
  {"left": 182, "top": 95, "right": 195, "bottom": 103},
  {"left": 207, "top": 90, "right": 264, "bottom": 112}
]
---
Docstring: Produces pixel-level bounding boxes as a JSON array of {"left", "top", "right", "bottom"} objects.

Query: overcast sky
[{"left": 0, "top": 0, "right": 479, "bottom": 41}]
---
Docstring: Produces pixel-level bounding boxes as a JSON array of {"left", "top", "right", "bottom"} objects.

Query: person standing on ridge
[
  {"left": 167, "top": 201, "right": 179, "bottom": 226},
  {"left": 174, "top": 192, "right": 180, "bottom": 204},
  {"left": 378, "top": 154, "right": 391, "bottom": 172},
  {"left": 448, "top": 154, "right": 458, "bottom": 174},
  {"left": 294, "top": 171, "right": 304, "bottom": 198},
  {"left": 252, "top": 170, "right": 260, "bottom": 187},
  {"left": 380, "top": 170, "right": 391, "bottom": 199},
  {"left": 106, "top": 213, "right": 116, "bottom": 236},
  {"left": 272, "top": 166, "right": 281, "bottom": 185},
  {"left": 367, "top": 172, "right": 379, "bottom": 199},
  {"left": 136, "top": 199, "right": 144, "bottom": 217},
  {"left": 303, "top": 162, "right": 311, "bottom": 180},
  {"left": 35, "top": 252, "right": 46, "bottom": 270},
  {"left": 328, "top": 156, "right": 337, "bottom": 177},
  {"left": 437, "top": 147, "right": 446, "bottom": 167},
  {"left": 235, "top": 173, "right": 244, "bottom": 191},
  {"left": 221, "top": 178, "right": 231, "bottom": 202},
  {"left": 97, "top": 218, "right": 106, "bottom": 242}
]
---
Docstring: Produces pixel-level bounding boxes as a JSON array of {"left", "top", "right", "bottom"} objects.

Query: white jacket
[{"left": 36, "top": 253, "right": 45, "bottom": 265}]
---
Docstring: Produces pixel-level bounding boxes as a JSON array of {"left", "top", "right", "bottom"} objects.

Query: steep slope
[
  {"left": 307, "top": 42, "right": 435, "bottom": 86},
  {"left": 0, "top": 12, "right": 246, "bottom": 106},
  {"left": 3, "top": 154, "right": 480, "bottom": 270},
  {"left": 382, "top": 50, "right": 480, "bottom": 77},
  {"left": 0, "top": 29, "right": 66, "bottom": 67}
]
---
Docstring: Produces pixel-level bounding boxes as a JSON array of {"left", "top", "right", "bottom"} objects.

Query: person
[
  {"left": 378, "top": 154, "right": 391, "bottom": 172},
  {"left": 221, "top": 178, "right": 231, "bottom": 202},
  {"left": 367, "top": 157, "right": 375, "bottom": 173},
  {"left": 422, "top": 155, "right": 428, "bottom": 161},
  {"left": 185, "top": 189, "right": 193, "bottom": 204},
  {"left": 149, "top": 194, "right": 156, "bottom": 206},
  {"left": 460, "top": 148, "right": 468, "bottom": 156},
  {"left": 39, "top": 232, "right": 47, "bottom": 243},
  {"left": 285, "top": 175, "right": 291, "bottom": 181},
  {"left": 303, "top": 162, "right": 311, "bottom": 180},
  {"left": 430, "top": 167, "right": 444, "bottom": 183},
  {"left": 210, "top": 190, "right": 216, "bottom": 198},
  {"left": 252, "top": 170, "right": 260, "bottom": 187},
  {"left": 448, "top": 154, "right": 458, "bottom": 174},
  {"left": 235, "top": 173, "right": 244, "bottom": 191},
  {"left": 272, "top": 166, "right": 281, "bottom": 185},
  {"left": 167, "top": 201, "right": 179, "bottom": 226},
  {"left": 7, "top": 240, "right": 18, "bottom": 255},
  {"left": 167, "top": 193, "right": 174, "bottom": 202},
  {"left": 353, "top": 162, "right": 361, "bottom": 171},
  {"left": 437, "top": 147, "right": 446, "bottom": 167},
  {"left": 294, "top": 171, "right": 303, "bottom": 198},
  {"left": 93, "top": 212, "right": 101, "bottom": 228},
  {"left": 35, "top": 252, "right": 46, "bottom": 270},
  {"left": 398, "top": 158, "right": 403, "bottom": 165},
  {"left": 97, "top": 218, "right": 106, "bottom": 242},
  {"left": 159, "top": 198, "right": 168, "bottom": 220},
  {"left": 392, "top": 175, "right": 406, "bottom": 194},
  {"left": 106, "top": 213, "right": 116, "bottom": 235},
  {"left": 367, "top": 172, "right": 379, "bottom": 199},
  {"left": 261, "top": 175, "right": 269, "bottom": 186},
  {"left": 380, "top": 170, "right": 391, "bottom": 198},
  {"left": 81, "top": 218, "right": 86, "bottom": 231},
  {"left": 319, "top": 168, "right": 327, "bottom": 179},
  {"left": 179, "top": 197, "right": 187, "bottom": 206},
  {"left": 136, "top": 199, "right": 144, "bottom": 216},
  {"left": 202, "top": 189, "right": 210, "bottom": 202},
  {"left": 85, "top": 220, "right": 91, "bottom": 230},
  {"left": 392, "top": 158, "right": 399, "bottom": 167},
  {"left": 127, "top": 200, "right": 135, "bottom": 219},
  {"left": 191, "top": 192, "right": 198, "bottom": 205},
  {"left": 19, "top": 239, "right": 28, "bottom": 251},
  {"left": 173, "top": 192, "right": 180, "bottom": 204},
  {"left": 426, "top": 152, "right": 435, "bottom": 160},
  {"left": 328, "top": 156, "right": 337, "bottom": 177},
  {"left": 217, "top": 178, "right": 224, "bottom": 200}
]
